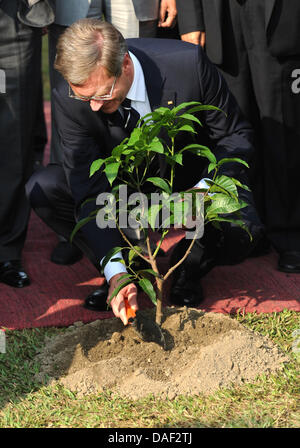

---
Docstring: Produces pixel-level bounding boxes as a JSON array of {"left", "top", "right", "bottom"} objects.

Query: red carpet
[{"left": 0, "top": 102, "right": 299, "bottom": 330}]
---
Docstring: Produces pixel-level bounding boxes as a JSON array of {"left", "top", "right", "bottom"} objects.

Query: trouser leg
[
  {"left": 32, "top": 70, "right": 47, "bottom": 167},
  {"left": 239, "top": 1, "right": 300, "bottom": 252},
  {"left": 216, "top": 0, "right": 264, "bottom": 220},
  {"left": 216, "top": 0, "right": 300, "bottom": 252},
  {"left": 103, "top": 0, "right": 158, "bottom": 38},
  {"left": 0, "top": 0, "right": 42, "bottom": 261},
  {"left": 26, "top": 164, "right": 100, "bottom": 269}
]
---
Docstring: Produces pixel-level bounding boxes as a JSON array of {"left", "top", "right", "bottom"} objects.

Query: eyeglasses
[{"left": 68, "top": 76, "right": 117, "bottom": 102}]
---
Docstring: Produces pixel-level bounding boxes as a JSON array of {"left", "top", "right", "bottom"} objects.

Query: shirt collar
[{"left": 126, "top": 51, "right": 146, "bottom": 103}]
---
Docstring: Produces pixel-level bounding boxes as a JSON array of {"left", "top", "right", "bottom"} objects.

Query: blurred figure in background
[
  {"left": 176, "top": 0, "right": 300, "bottom": 273},
  {"left": 0, "top": 0, "right": 54, "bottom": 288}
]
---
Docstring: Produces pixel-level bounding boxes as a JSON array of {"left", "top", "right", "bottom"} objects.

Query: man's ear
[{"left": 122, "top": 53, "right": 132, "bottom": 74}]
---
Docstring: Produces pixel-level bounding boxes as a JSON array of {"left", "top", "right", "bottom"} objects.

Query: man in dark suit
[
  {"left": 0, "top": 0, "right": 53, "bottom": 289},
  {"left": 26, "top": 19, "right": 262, "bottom": 323},
  {"left": 176, "top": 0, "right": 300, "bottom": 273}
]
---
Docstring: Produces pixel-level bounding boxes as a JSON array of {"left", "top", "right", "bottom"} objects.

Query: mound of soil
[{"left": 35, "top": 308, "right": 288, "bottom": 400}]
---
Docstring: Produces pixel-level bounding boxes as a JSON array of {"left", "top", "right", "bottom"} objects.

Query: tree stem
[{"left": 146, "top": 236, "right": 164, "bottom": 325}]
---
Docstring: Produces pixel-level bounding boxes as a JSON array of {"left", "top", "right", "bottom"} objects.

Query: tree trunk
[{"left": 155, "top": 277, "right": 164, "bottom": 326}]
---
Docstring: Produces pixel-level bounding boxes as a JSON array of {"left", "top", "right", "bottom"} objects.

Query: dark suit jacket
[
  {"left": 52, "top": 38, "right": 254, "bottom": 261},
  {"left": 176, "top": 0, "right": 300, "bottom": 64}
]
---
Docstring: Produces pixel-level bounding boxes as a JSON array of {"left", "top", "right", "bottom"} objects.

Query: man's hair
[{"left": 54, "top": 18, "right": 128, "bottom": 85}]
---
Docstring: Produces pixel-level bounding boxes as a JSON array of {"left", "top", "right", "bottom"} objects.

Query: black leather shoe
[
  {"left": 0, "top": 260, "right": 30, "bottom": 288},
  {"left": 51, "top": 241, "right": 83, "bottom": 265},
  {"left": 278, "top": 251, "right": 300, "bottom": 273},
  {"left": 84, "top": 284, "right": 110, "bottom": 311},
  {"left": 170, "top": 266, "right": 203, "bottom": 307}
]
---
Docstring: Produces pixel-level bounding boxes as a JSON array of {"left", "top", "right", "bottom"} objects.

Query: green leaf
[
  {"left": 79, "top": 196, "right": 97, "bottom": 209},
  {"left": 179, "top": 113, "right": 202, "bottom": 125},
  {"left": 90, "top": 158, "right": 104, "bottom": 177},
  {"left": 128, "top": 127, "right": 142, "bottom": 146},
  {"left": 217, "top": 157, "right": 249, "bottom": 169},
  {"left": 110, "top": 257, "right": 126, "bottom": 265},
  {"left": 207, "top": 162, "right": 217, "bottom": 174},
  {"left": 172, "top": 101, "right": 203, "bottom": 114},
  {"left": 112, "top": 142, "right": 128, "bottom": 158},
  {"left": 187, "top": 104, "right": 225, "bottom": 115},
  {"left": 147, "top": 138, "right": 164, "bottom": 154},
  {"left": 104, "top": 162, "right": 121, "bottom": 186},
  {"left": 180, "top": 144, "right": 217, "bottom": 164},
  {"left": 205, "top": 176, "right": 238, "bottom": 199},
  {"left": 137, "top": 269, "right": 161, "bottom": 279},
  {"left": 138, "top": 278, "right": 157, "bottom": 305},
  {"left": 70, "top": 215, "right": 95, "bottom": 242},
  {"left": 152, "top": 106, "right": 172, "bottom": 116},
  {"left": 147, "top": 177, "right": 172, "bottom": 194},
  {"left": 166, "top": 153, "right": 183, "bottom": 166},
  {"left": 231, "top": 178, "right": 251, "bottom": 191},
  {"left": 147, "top": 203, "right": 162, "bottom": 230},
  {"left": 128, "top": 246, "right": 143, "bottom": 264},
  {"left": 176, "top": 124, "right": 196, "bottom": 134},
  {"left": 206, "top": 194, "right": 248, "bottom": 216},
  {"left": 107, "top": 278, "right": 133, "bottom": 306},
  {"left": 101, "top": 246, "right": 123, "bottom": 270}
]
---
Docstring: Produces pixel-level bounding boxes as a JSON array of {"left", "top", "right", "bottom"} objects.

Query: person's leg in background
[
  {"left": 32, "top": 73, "right": 48, "bottom": 170},
  {"left": 216, "top": 0, "right": 300, "bottom": 271},
  {"left": 235, "top": 0, "right": 300, "bottom": 270},
  {"left": 0, "top": 0, "right": 42, "bottom": 287},
  {"left": 103, "top": 0, "right": 158, "bottom": 38}
]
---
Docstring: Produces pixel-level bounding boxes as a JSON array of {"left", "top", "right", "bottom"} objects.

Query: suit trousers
[
  {"left": 103, "top": 0, "right": 158, "bottom": 39},
  {"left": 0, "top": 0, "right": 42, "bottom": 261},
  {"left": 216, "top": 0, "right": 300, "bottom": 253},
  {"left": 26, "top": 164, "right": 101, "bottom": 269}
]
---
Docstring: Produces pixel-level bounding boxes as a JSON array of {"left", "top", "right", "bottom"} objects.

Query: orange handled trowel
[{"left": 124, "top": 298, "right": 166, "bottom": 350}]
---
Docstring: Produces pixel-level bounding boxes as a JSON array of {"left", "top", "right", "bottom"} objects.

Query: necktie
[{"left": 121, "top": 98, "right": 141, "bottom": 134}]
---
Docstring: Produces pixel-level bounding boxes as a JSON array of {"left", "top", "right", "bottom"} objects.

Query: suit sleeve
[
  {"left": 52, "top": 88, "right": 123, "bottom": 262},
  {"left": 177, "top": 0, "right": 205, "bottom": 35}
]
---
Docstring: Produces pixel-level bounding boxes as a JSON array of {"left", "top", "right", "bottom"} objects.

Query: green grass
[{"left": 0, "top": 309, "right": 299, "bottom": 428}]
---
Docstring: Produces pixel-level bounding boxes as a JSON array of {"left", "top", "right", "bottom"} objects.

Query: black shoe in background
[
  {"left": 0, "top": 260, "right": 30, "bottom": 288},
  {"left": 278, "top": 251, "right": 300, "bottom": 273},
  {"left": 51, "top": 241, "right": 83, "bottom": 265}
]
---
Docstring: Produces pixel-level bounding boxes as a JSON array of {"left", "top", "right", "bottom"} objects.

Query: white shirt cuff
[
  {"left": 193, "top": 178, "right": 210, "bottom": 189},
  {"left": 100, "top": 251, "right": 128, "bottom": 283}
]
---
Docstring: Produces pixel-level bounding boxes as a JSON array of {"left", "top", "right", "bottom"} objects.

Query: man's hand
[
  {"left": 158, "top": 0, "right": 177, "bottom": 28},
  {"left": 181, "top": 31, "right": 206, "bottom": 47},
  {"left": 108, "top": 273, "right": 138, "bottom": 325}
]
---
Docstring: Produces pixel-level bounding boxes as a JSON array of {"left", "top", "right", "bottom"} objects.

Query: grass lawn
[{"left": 0, "top": 309, "right": 299, "bottom": 428}]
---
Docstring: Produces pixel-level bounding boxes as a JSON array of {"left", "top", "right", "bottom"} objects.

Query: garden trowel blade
[
  {"left": 132, "top": 310, "right": 166, "bottom": 350},
  {"left": 124, "top": 298, "right": 166, "bottom": 349}
]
